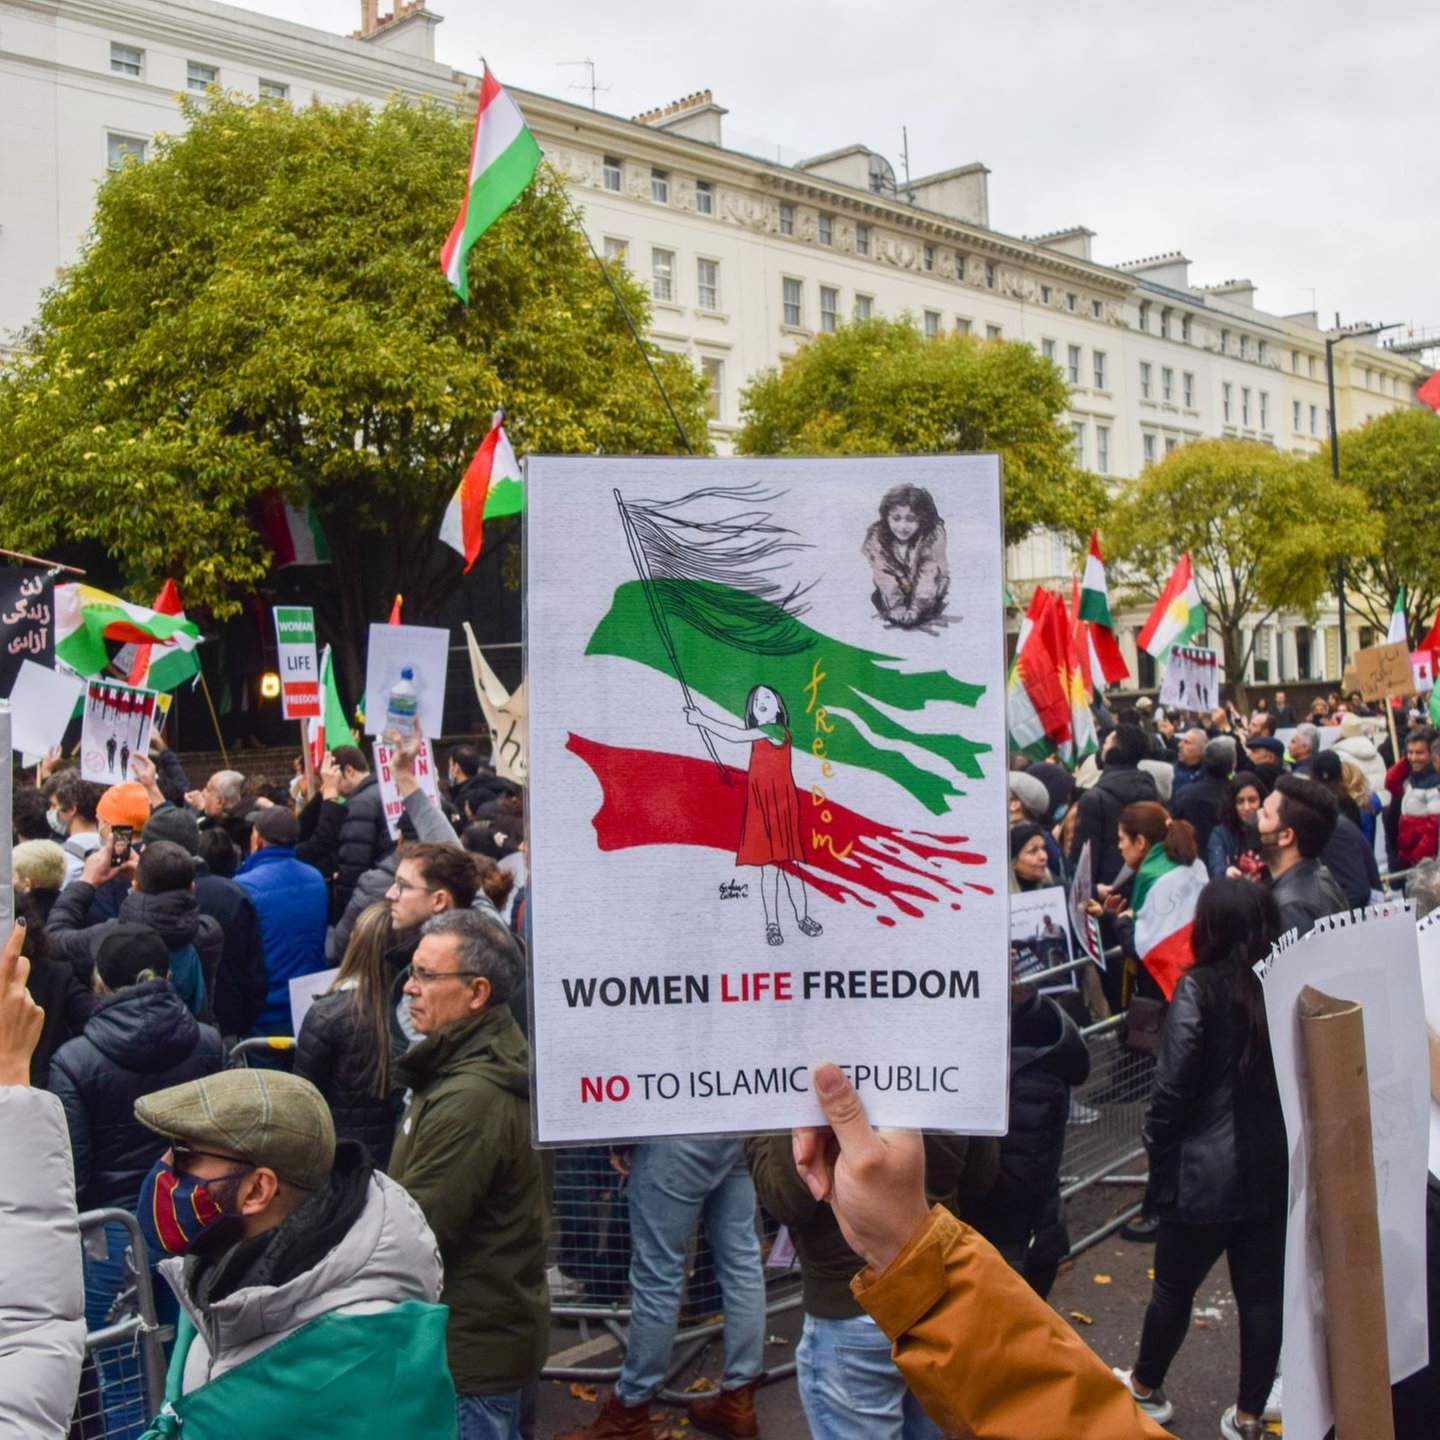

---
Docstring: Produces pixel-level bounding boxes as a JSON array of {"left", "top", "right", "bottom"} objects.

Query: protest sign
[
  {"left": 1352, "top": 640, "right": 1413, "bottom": 701},
  {"left": 273, "top": 606, "right": 320, "bottom": 719},
  {"left": 1068, "top": 840, "right": 1103, "bottom": 965},
  {"left": 289, "top": 967, "right": 339, "bottom": 1034},
  {"left": 1410, "top": 648, "right": 1434, "bottom": 695},
  {"left": 0, "top": 567, "right": 54, "bottom": 699},
  {"left": 1258, "top": 903, "right": 1431, "bottom": 1440},
  {"left": 526, "top": 455, "right": 1009, "bottom": 1142},
  {"left": 373, "top": 735, "right": 442, "bottom": 840},
  {"left": 1414, "top": 913, "right": 1440, "bottom": 1181},
  {"left": 7, "top": 660, "right": 84, "bottom": 756},
  {"left": 1157, "top": 644, "right": 1219, "bottom": 713},
  {"left": 463, "top": 622, "right": 527, "bottom": 782},
  {"left": 1010, "top": 886, "right": 1078, "bottom": 994},
  {"left": 364, "top": 622, "right": 449, "bottom": 739},
  {"left": 80, "top": 681, "right": 156, "bottom": 785}
]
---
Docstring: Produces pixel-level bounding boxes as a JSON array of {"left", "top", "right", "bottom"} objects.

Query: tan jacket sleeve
[{"left": 853, "top": 1206, "right": 1175, "bottom": 1440}]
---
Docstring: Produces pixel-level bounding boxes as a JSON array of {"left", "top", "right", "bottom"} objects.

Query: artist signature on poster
[{"left": 718, "top": 880, "right": 749, "bottom": 900}]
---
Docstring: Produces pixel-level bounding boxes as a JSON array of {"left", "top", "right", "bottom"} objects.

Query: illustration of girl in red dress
[{"left": 684, "top": 683, "right": 823, "bottom": 948}]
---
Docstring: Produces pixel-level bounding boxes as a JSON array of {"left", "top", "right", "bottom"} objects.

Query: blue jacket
[{"left": 235, "top": 845, "right": 330, "bottom": 1036}]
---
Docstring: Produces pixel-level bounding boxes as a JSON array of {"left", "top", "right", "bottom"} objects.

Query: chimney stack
[{"left": 361, "top": 0, "right": 379, "bottom": 34}]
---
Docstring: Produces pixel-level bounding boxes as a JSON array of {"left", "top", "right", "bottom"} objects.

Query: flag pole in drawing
[
  {"left": 1078, "top": 531, "right": 1129, "bottom": 686},
  {"left": 440, "top": 67, "right": 542, "bottom": 303},
  {"left": 1137, "top": 552, "right": 1205, "bottom": 661},
  {"left": 1386, "top": 587, "right": 1408, "bottom": 646},
  {"left": 440, "top": 412, "right": 522, "bottom": 572}
]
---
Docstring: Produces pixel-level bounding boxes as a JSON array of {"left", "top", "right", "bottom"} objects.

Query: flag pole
[
  {"left": 613, "top": 489, "right": 728, "bottom": 782},
  {"left": 197, "top": 671, "right": 229, "bottom": 768},
  {"left": 0, "top": 546, "right": 85, "bottom": 576}
]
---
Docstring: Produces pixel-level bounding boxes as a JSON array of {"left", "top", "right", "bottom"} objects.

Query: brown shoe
[
  {"left": 551, "top": 1392, "right": 657, "bottom": 1440},
  {"left": 688, "top": 1381, "right": 760, "bottom": 1440}
]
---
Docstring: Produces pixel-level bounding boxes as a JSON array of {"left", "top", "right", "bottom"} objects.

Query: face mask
[
  {"left": 47, "top": 808, "right": 68, "bottom": 838},
  {"left": 137, "top": 1157, "right": 253, "bottom": 1256}
]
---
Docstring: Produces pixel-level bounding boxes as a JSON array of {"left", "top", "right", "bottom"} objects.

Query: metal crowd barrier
[
  {"left": 75, "top": 1207, "right": 170, "bottom": 1437},
  {"left": 228, "top": 1035, "right": 298, "bottom": 1067}
]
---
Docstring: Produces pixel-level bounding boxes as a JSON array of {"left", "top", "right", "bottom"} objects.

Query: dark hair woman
[
  {"left": 294, "top": 901, "right": 403, "bottom": 1165},
  {"left": 1113, "top": 879, "right": 1286, "bottom": 1440},
  {"left": 1206, "top": 771, "right": 1269, "bottom": 879},
  {"left": 861, "top": 483, "right": 949, "bottom": 628}
]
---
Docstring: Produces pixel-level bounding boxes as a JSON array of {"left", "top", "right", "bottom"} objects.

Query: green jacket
[{"left": 388, "top": 1006, "right": 549, "bottom": 1395}]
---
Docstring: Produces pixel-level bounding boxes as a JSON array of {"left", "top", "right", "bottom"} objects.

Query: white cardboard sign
[
  {"left": 363, "top": 623, "right": 449, "bottom": 739},
  {"left": 273, "top": 606, "right": 320, "bottom": 720},
  {"left": 373, "top": 736, "right": 442, "bottom": 839},
  {"left": 80, "top": 681, "right": 157, "bottom": 786},
  {"left": 1158, "top": 644, "right": 1220, "bottom": 713},
  {"left": 525, "top": 455, "right": 1010, "bottom": 1142},
  {"left": 289, "top": 967, "right": 341, "bottom": 1034},
  {"left": 7, "top": 660, "right": 84, "bottom": 756}
]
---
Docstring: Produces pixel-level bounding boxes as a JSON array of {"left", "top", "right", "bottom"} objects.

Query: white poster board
[
  {"left": 363, "top": 623, "right": 449, "bottom": 739},
  {"left": 1411, "top": 648, "right": 1435, "bottom": 695},
  {"left": 1415, "top": 913, "right": 1440, "bottom": 1182},
  {"left": 80, "top": 681, "right": 157, "bottom": 785},
  {"left": 7, "top": 660, "right": 84, "bottom": 755},
  {"left": 373, "top": 736, "right": 442, "bottom": 840},
  {"left": 289, "top": 967, "right": 340, "bottom": 1034},
  {"left": 1258, "top": 904, "right": 1431, "bottom": 1440},
  {"left": 273, "top": 606, "right": 320, "bottom": 720},
  {"left": 525, "top": 455, "right": 1010, "bottom": 1142},
  {"left": 1009, "top": 885, "right": 1078, "bottom": 994},
  {"left": 1157, "top": 645, "right": 1220, "bottom": 713}
]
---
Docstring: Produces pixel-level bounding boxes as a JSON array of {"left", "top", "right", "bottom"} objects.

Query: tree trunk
[{"left": 1221, "top": 619, "right": 1249, "bottom": 717}]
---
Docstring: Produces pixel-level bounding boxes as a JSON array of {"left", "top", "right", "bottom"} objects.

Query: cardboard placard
[
  {"left": 1352, "top": 640, "right": 1413, "bottom": 701},
  {"left": 1010, "top": 885, "right": 1078, "bottom": 994},
  {"left": 289, "top": 967, "right": 340, "bottom": 1034},
  {"left": 80, "top": 681, "right": 156, "bottom": 785},
  {"left": 373, "top": 736, "right": 442, "bottom": 839},
  {"left": 364, "top": 623, "right": 449, "bottom": 739},
  {"left": 1157, "top": 644, "right": 1220, "bottom": 713},
  {"left": 273, "top": 606, "right": 320, "bottom": 719},
  {"left": 526, "top": 455, "right": 1010, "bottom": 1142},
  {"left": 1410, "top": 648, "right": 1434, "bottom": 695},
  {"left": 6, "top": 660, "right": 84, "bottom": 756}
]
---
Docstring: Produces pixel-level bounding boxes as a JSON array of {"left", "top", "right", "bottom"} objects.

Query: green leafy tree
[
  {"left": 1105, "top": 438, "right": 1379, "bottom": 705},
  {"left": 735, "top": 316, "right": 1106, "bottom": 545},
  {"left": 1329, "top": 407, "right": 1440, "bottom": 641},
  {"left": 0, "top": 94, "right": 708, "bottom": 689}
]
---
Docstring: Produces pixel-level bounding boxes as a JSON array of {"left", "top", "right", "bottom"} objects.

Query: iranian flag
[
  {"left": 440, "top": 412, "right": 522, "bottom": 571},
  {"left": 1007, "top": 589, "right": 1072, "bottom": 763},
  {"left": 257, "top": 493, "right": 331, "bottom": 567},
  {"left": 1131, "top": 849, "right": 1208, "bottom": 998},
  {"left": 441, "top": 68, "right": 542, "bottom": 303},
  {"left": 55, "top": 584, "right": 201, "bottom": 680},
  {"left": 1078, "top": 531, "right": 1130, "bottom": 686},
  {"left": 1138, "top": 553, "right": 1205, "bottom": 660},
  {"left": 1387, "top": 588, "right": 1408, "bottom": 646},
  {"left": 308, "top": 645, "right": 353, "bottom": 768}
]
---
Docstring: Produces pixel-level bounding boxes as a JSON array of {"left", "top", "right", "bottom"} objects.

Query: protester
[
  {"left": 1255, "top": 774, "right": 1347, "bottom": 933},
  {"left": 1311, "top": 751, "right": 1382, "bottom": 907},
  {"left": 294, "top": 902, "right": 403, "bottom": 1166},
  {"left": 12, "top": 783, "right": 52, "bottom": 844},
  {"left": 1068, "top": 724, "right": 1159, "bottom": 885},
  {"left": 1112, "top": 879, "right": 1286, "bottom": 1440},
  {"left": 43, "top": 770, "right": 105, "bottom": 886},
  {"left": 15, "top": 894, "right": 92, "bottom": 1089},
  {"left": 1286, "top": 723, "right": 1320, "bottom": 776},
  {"left": 183, "top": 767, "right": 250, "bottom": 845},
  {"left": 792, "top": 1063, "right": 1173, "bottom": 1438},
  {"left": 0, "top": 918, "right": 87, "bottom": 1440},
  {"left": 330, "top": 745, "right": 395, "bottom": 921},
  {"left": 1243, "top": 735, "right": 1285, "bottom": 779},
  {"left": 234, "top": 806, "right": 329, "bottom": 1037},
  {"left": 1336, "top": 752, "right": 1384, "bottom": 848},
  {"left": 1169, "top": 736, "right": 1233, "bottom": 852},
  {"left": 13, "top": 837, "right": 67, "bottom": 924},
  {"left": 388, "top": 910, "right": 547, "bottom": 1440},
  {"left": 132, "top": 1068, "right": 455, "bottom": 1433},
  {"left": 1384, "top": 726, "right": 1440, "bottom": 874},
  {"left": 1008, "top": 772, "right": 1065, "bottom": 879},
  {"left": 1205, "top": 772, "right": 1268, "bottom": 879},
  {"left": 1169, "top": 729, "right": 1207, "bottom": 797},
  {"left": 1333, "top": 711, "right": 1388, "bottom": 801},
  {"left": 447, "top": 743, "right": 502, "bottom": 823},
  {"left": 1009, "top": 821, "right": 1056, "bottom": 894},
  {"left": 1271, "top": 691, "right": 1296, "bottom": 727}
]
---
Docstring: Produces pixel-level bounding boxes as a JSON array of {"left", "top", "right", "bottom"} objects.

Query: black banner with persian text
[{"left": 1, "top": 567, "right": 54, "bottom": 697}]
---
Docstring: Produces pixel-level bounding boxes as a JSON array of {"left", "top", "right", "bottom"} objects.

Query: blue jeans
[
  {"left": 616, "top": 1138, "right": 766, "bottom": 1405},
  {"left": 455, "top": 1389, "right": 522, "bottom": 1440},
  {"left": 797, "top": 1313, "right": 941, "bottom": 1440}
]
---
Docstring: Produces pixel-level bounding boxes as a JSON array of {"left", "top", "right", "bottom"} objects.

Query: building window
[
  {"left": 602, "top": 155, "right": 622, "bottom": 192},
  {"left": 602, "top": 236, "right": 628, "bottom": 265},
  {"left": 1066, "top": 292, "right": 1077, "bottom": 312},
  {"left": 1258, "top": 340, "right": 1268, "bottom": 365},
  {"left": 106, "top": 132, "right": 147, "bottom": 169},
  {"left": 258, "top": 78, "right": 288, "bottom": 99},
  {"left": 855, "top": 223, "right": 870, "bottom": 256},
  {"left": 110, "top": 42, "right": 143, "bottom": 76},
  {"left": 1161, "top": 367, "right": 1174, "bottom": 402},
  {"left": 1067, "top": 344, "right": 1081, "bottom": 385},
  {"left": 778, "top": 204, "right": 794, "bottom": 237},
  {"left": 1137, "top": 301, "right": 1149, "bottom": 333},
  {"left": 651, "top": 168, "right": 669, "bottom": 204},
  {"left": 1040, "top": 285, "right": 1051, "bottom": 304},
  {"left": 1139, "top": 361, "right": 1152, "bottom": 399},
  {"left": 697, "top": 258, "right": 720, "bottom": 311},
  {"left": 1182, "top": 372, "right": 1194, "bottom": 408},
  {"left": 1296, "top": 626, "right": 1312, "bottom": 680},
  {"left": 1070, "top": 422, "right": 1085, "bottom": 466},
  {"left": 1181, "top": 314, "right": 1192, "bottom": 343},
  {"left": 924, "top": 310, "right": 941, "bottom": 339},
  {"left": 922, "top": 244, "right": 934, "bottom": 272},
  {"left": 1293, "top": 399, "right": 1303, "bottom": 431},
  {"left": 818, "top": 213, "right": 834, "bottom": 246},
  {"left": 1291, "top": 350, "right": 1300, "bottom": 373},
  {"left": 782, "top": 276, "right": 802, "bottom": 327},
  {"left": 1093, "top": 350, "right": 1107, "bottom": 390},
  {"left": 694, "top": 179, "right": 714, "bottom": 216},
  {"left": 1223, "top": 383, "right": 1233, "bottom": 422},
  {"left": 1165, "top": 436, "right": 1178, "bottom": 454},
  {"left": 985, "top": 323, "right": 1002, "bottom": 340},
  {"left": 855, "top": 294, "right": 874, "bottom": 320},
  {"left": 1310, "top": 403, "right": 1319, "bottom": 435},
  {"left": 187, "top": 61, "right": 217, "bottom": 91},
  {"left": 1308, "top": 355, "right": 1316, "bottom": 378},
  {"left": 651, "top": 248, "right": 674, "bottom": 302},
  {"left": 1241, "top": 387, "right": 1251, "bottom": 425},
  {"left": 1136, "top": 640, "right": 1157, "bottom": 689},
  {"left": 1259, "top": 391, "right": 1270, "bottom": 430},
  {"left": 1240, "top": 335, "right": 1251, "bottom": 361},
  {"left": 821, "top": 287, "right": 840, "bottom": 333},
  {"left": 1041, "top": 338, "right": 1057, "bottom": 362},
  {"left": 1096, "top": 425, "right": 1110, "bottom": 474},
  {"left": 1092, "top": 299, "right": 1103, "bottom": 319},
  {"left": 1160, "top": 309, "right": 1171, "bottom": 340},
  {"left": 1143, "top": 432, "right": 1157, "bottom": 464},
  {"left": 701, "top": 356, "right": 724, "bottom": 421},
  {"left": 1220, "top": 328, "right": 1230, "bottom": 355},
  {"left": 984, "top": 261, "right": 996, "bottom": 289},
  {"left": 954, "top": 316, "right": 971, "bottom": 335}
]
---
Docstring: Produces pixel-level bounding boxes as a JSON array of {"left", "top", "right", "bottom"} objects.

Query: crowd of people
[{"left": 5, "top": 682, "right": 1439, "bottom": 1440}]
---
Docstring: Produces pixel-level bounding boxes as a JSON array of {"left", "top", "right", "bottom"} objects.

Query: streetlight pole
[{"left": 1325, "top": 319, "right": 1399, "bottom": 669}]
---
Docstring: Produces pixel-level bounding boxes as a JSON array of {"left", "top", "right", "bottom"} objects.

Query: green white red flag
[
  {"left": 440, "top": 412, "right": 522, "bottom": 571},
  {"left": 308, "top": 645, "right": 353, "bottom": 768},
  {"left": 1138, "top": 553, "right": 1205, "bottom": 660},
  {"left": 440, "top": 68, "right": 542, "bottom": 303},
  {"left": 1132, "top": 849, "right": 1207, "bottom": 999},
  {"left": 1077, "top": 531, "right": 1129, "bottom": 686},
  {"left": 1387, "top": 588, "right": 1408, "bottom": 646}
]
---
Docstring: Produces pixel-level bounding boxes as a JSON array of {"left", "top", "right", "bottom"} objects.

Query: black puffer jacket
[
  {"left": 1069, "top": 764, "right": 1158, "bottom": 884},
  {"left": 120, "top": 889, "right": 224, "bottom": 1023},
  {"left": 332, "top": 777, "right": 394, "bottom": 921},
  {"left": 293, "top": 986, "right": 402, "bottom": 1166},
  {"left": 1169, "top": 772, "right": 1230, "bottom": 854},
  {"left": 194, "top": 866, "right": 268, "bottom": 1039},
  {"left": 48, "top": 980, "right": 225, "bottom": 1210},
  {"left": 962, "top": 994, "right": 1090, "bottom": 1267},
  {"left": 1143, "top": 965, "right": 1286, "bottom": 1225}
]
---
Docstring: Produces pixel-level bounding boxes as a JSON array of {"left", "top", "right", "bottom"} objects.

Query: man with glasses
[{"left": 387, "top": 910, "right": 548, "bottom": 1440}]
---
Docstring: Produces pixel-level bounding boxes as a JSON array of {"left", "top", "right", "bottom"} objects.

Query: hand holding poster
[
  {"left": 526, "top": 456, "right": 1009, "bottom": 1141},
  {"left": 373, "top": 732, "right": 443, "bottom": 839},
  {"left": 273, "top": 606, "right": 320, "bottom": 719},
  {"left": 1157, "top": 644, "right": 1219, "bottom": 713},
  {"left": 80, "top": 681, "right": 157, "bottom": 785}
]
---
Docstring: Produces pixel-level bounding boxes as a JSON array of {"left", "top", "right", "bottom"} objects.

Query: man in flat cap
[{"left": 131, "top": 1068, "right": 458, "bottom": 1436}]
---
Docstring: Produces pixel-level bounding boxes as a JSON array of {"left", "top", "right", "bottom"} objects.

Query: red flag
[
  {"left": 126, "top": 580, "right": 183, "bottom": 686},
  {"left": 1418, "top": 371, "right": 1440, "bottom": 412},
  {"left": 1417, "top": 608, "right": 1440, "bottom": 659},
  {"left": 387, "top": 595, "right": 403, "bottom": 626},
  {"left": 1069, "top": 573, "right": 1092, "bottom": 700}
]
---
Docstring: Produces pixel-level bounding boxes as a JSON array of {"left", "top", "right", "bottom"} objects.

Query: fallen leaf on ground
[
  {"left": 1093, "top": 1274, "right": 1113, "bottom": 1285},
  {"left": 683, "top": 1377, "right": 718, "bottom": 1393},
  {"left": 569, "top": 1383, "right": 599, "bottom": 1402},
  {"left": 1068, "top": 1310, "right": 1094, "bottom": 1325},
  {"left": 1193, "top": 1317, "right": 1214, "bottom": 1329}
]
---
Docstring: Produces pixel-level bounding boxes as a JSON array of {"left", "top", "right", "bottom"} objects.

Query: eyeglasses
[
  {"left": 390, "top": 877, "right": 439, "bottom": 897},
  {"left": 410, "top": 965, "right": 479, "bottom": 986},
  {"left": 171, "top": 1143, "right": 249, "bottom": 1174}
]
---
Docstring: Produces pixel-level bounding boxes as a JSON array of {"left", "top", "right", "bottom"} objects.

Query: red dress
[{"left": 737, "top": 728, "right": 806, "bottom": 866}]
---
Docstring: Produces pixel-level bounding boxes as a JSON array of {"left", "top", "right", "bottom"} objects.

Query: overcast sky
[{"left": 258, "top": 0, "right": 1440, "bottom": 346}]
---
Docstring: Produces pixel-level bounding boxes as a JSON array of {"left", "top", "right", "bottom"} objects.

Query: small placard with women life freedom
[{"left": 272, "top": 606, "right": 320, "bottom": 720}]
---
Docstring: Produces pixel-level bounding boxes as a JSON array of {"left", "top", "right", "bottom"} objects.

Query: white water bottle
[{"left": 385, "top": 668, "right": 419, "bottom": 738}]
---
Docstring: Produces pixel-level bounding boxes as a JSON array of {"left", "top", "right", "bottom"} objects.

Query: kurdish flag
[
  {"left": 440, "top": 412, "right": 522, "bottom": 571},
  {"left": 55, "top": 583, "right": 201, "bottom": 681},
  {"left": 1061, "top": 589, "right": 1098, "bottom": 764},
  {"left": 1131, "top": 845, "right": 1208, "bottom": 999},
  {"left": 121, "top": 580, "right": 200, "bottom": 693},
  {"left": 441, "top": 68, "right": 542, "bottom": 303},
  {"left": 1007, "top": 589, "right": 1072, "bottom": 763},
  {"left": 1077, "top": 531, "right": 1129, "bottom": 686},
  {"left": 1387, "top": 588, "right": 1408, "bottom": 646},
  {"left": 1138, "top": 553, "right": 1205, "bottom": 660}
]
